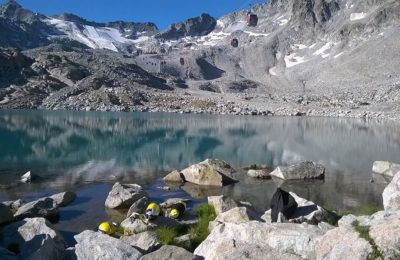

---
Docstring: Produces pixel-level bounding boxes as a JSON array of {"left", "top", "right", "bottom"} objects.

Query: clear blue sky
[{"left": 2, "top": 0, "right": 266, "bottom": 30}]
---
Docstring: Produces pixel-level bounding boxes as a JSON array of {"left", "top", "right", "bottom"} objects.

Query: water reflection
[{"left": 0, "top": 109, "right": 399, "bottom": 240}]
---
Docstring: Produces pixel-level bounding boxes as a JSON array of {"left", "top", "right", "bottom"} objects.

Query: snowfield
[{"left": 350, "top": 12, "right": 367, "bottom": 21}]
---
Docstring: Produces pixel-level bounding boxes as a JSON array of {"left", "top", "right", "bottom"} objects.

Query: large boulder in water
[
  {"left": 13, "top": 198, "right": 58, "bottom": 220},
  {"left": 373, "top": 161, "right": 400, "bottom": 177},
  {"left": 194, "top": 221, "right": 327, "bottom": 259},
  {"left": 0, "top": 204, "right": 13, "bottom": 225},
  {"left": 270, "top": 161, "right": 325, "bottom": 180},
  {"left": 180, "top": 159, "right": 238, "bottom": 186},
  {"left": 0, "top": 218, "right": 66, "bottom": 260},
  {"left": 105, "top": 182, "right": 147, "bottom": 209},
  {"left": 382, "top": 171, "right": 400, "bottom": 211},
  {"left": 141, "top": 245, "right": 193, "bottom": 260},
  {"left": 50, "top": 191, "right": 76, "bottom": 207},
  {"left": 74, "top": 230, "right": 142, "bottom": 260}
]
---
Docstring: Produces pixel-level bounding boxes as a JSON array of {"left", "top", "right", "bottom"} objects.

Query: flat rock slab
[
  {"left": 141, "top": 245, "right": 193, "bottom": 260},
  {"left": 270, "top": 161, "right": 325, "bottom": 180},
  {"left": 13, "top": 197, "right": 58, "bottom": 220},
  {"left": 120, "top": 231, "right": 160, "bottom": 254},
  {"left": 372, "top": 161, "right": 400, "bottom": 177},
  {"left": 74, "top": 230, "right": 142, "bottom": 260}
]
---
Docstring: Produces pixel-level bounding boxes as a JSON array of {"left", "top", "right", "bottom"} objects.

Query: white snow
[
  {"left": 269, "top": 66, "right": 278, "bottom": 76},
  {"left": 293, "top": 44, "right": 308, "bottom": 50},
  {"left": 334, "top": 52, "right": 344, "bottom": 58},
  {"left": 284, "top": 53, "right": 307, "bottom": 68},
  {"left": 313, "top": 42, "right": 335, "bottom": 56},
  {"left": 199, "top": 31, "right": 230, "bottom": 46},
  {"left": 350, "top": 12, "right": 367, "bottom": 21},
  {"left": 216, "top": 20, "right": 225, "bottom": 28},
  {"left": 44, "top": 18, "right": 135, "bottom": 51},
  {"left": 309, "top": 43, "right": 317, "bottom": 49},
  {"left": 224, "top": 20, "right": 247, "bottom": 33},
  {"left": 244, "top": 31, "right": 270, "bottom": 37}
]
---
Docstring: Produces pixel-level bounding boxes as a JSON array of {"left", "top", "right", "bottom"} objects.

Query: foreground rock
[
  {"left": 0, "top": 204, "right": 13, "bottom": 225},
  {"left": 179, "top": 159, "right": 238, "bottom": 186},
  {"left": 75, "top": 230, "right": 142, "bottom": 260},
  {"left": 141, "top": 245, "right": 193, "bottom": 260},
  {"left": 208, "top": 195, "right": 239, "bottom": 215},
  {"left": 382, "top": 171, "right": 400, "bottom": 211},
  {"left": 120, "top": 231, "right": 160, "bottom": 254},
  {"left": 209, "top": 207, "right": 258, "bottom": 230},
  {"left": 50, "top": 191, "right": 76, "bottom": 207},
  {"left": 13, "top": 197, "right": 58, "bottom": 220},
  {"left": 372, "top": 161, "right": 400, "bottom": 177},
  {"left": 0, "top": 218, "right": 66, "bottom": 259},
  {"left": 105, "top": 182, "right": 147, "bottom": 209},
  {"left": 262, "top": 192, "right": 338, "bottom": 225},
  {"left": 270, "top": 161, "right": 325, "bottom": 180},
  {"left": 194, "top": 221, "right": 328, "bottom": 259}
]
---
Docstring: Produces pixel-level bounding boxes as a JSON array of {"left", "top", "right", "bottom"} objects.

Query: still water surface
[{"left": 0, "top": 110, "right": 399, "bottom": 245}]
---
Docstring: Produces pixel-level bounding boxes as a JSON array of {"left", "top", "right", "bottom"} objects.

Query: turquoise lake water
[{"left": 0, "top": 109, "right": 399, "bottom": 245}]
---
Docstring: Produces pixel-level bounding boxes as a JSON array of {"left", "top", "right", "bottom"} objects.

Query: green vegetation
[
  {"left": 189, "top": 204, "right": 216, "bottom": 247},
  {"left": 355, "top": 206, "right": 379, "bottom": 216},
  {"left": 156, "top": 226, "right": 179, "bottom": 245},
  {"left": 352, "top": 220, "right": 383, "bottom": 260}
]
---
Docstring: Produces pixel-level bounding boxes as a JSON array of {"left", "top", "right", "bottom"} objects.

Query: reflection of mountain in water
[{"left": 1, "top": 110, "right": 400, "bottom": 177}]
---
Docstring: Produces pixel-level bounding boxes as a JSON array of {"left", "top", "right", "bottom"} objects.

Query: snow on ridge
[
  {"left": 244, "top": 31, "right": 270, "bottom": 37},
  {"left": 293, "top": 44, "right": 308, "bottom": 50},
  {"left": 284, "top": 53, "right": 307, "bottom": 68},
  {"left": 313, "top": 42, "right": 335, "bottom": 56},
  {"left": 350, "top": 12, "right": 367, "bottom": 21},
  {"left": 44, "top": 17, "right": 135, "bottom": 51},
  {"left": 269, "top": 66, "right": 278, "bottom": 76}
]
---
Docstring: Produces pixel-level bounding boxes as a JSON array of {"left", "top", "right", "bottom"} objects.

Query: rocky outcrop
[
  {"left": 105, "top": 182, "right": 147, "bottom": 209},
  {"left": 74, "top": 230, "right": 142, "bottom": 260},
  {"left": 0, "top": 217, "right": 66, "bottom": 259},
  {"left": 13, "top": 197, "right": 58, "bottom": 220},
  {"left": 156, "top": 13, "right": 216, "bottom": 40},
  {"left": 0, "top": 204, "right": 13, "bottom": 225},
  {"left": 373, "top": 161, "right": 400, "bottom": 177},
  {"left": 120, "top": 231, "right": 160, "bottom": 254},
  {"left": 194, "top": 221, "right": 327, "bottom": 259},
  {"left": 141, "top": 245, "right": 193, "bottom": 260},
  {"left": 2, "top": 199, "right": 25, "bottom": 212},
  {"left": 262, "top": 192, "right": 339, "bottom": 225},
  {"left": 180, "top": 159, "right": 238, "bottom": 186},
  {"left": 50, "top": 191, "right": 76, "bottom": 207},
  {"left": 212, "top": 207, "right": 254, "bottom": 226},
  {"left": 382, "top": 171, "right": 400, "bottom": 211},
  {"left": 163, "top": 170, "right": 184, "bottom": 183},
  {"left": 208, "top": 195, "right": 239, "bottom": 215},
  {"left": 20, "top": 171, "right": 37, "bottom": 183},
  {"left": 270, "top": 161, "right": 325, "bottom": 180}
]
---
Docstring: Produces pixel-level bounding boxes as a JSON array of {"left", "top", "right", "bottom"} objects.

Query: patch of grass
[
  {"left": 156, "top": 226, "right": 179, "bottom": 245},
  {"left": 352, "top": 220, "right": 383, "bottom": 260},
  {"left": 189, "top": 204, "right": 216, "bottom": 248},
  {"left": 355, "top": 206, "right": 379, "bottom": 216}
]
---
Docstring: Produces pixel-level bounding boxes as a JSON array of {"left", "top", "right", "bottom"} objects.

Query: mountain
[{"left": 0, "top": 0, "right": 399, "bottom": 118}]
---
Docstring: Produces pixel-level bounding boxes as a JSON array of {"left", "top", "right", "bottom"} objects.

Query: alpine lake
[{"left": 0, "top": 109, "right": 399, "bottom": 246}]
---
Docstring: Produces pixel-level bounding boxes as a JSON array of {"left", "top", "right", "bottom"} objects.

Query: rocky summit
[{"left": 0, "top": 0, "right": 399, "bottom": 119}]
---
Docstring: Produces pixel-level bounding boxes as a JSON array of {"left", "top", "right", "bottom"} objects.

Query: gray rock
[
  {"left": 372, "top": 161, "right": 400, "bottom": 177},
  {"left": 127, "top": 196, "right": 149, "bottom": 217},
  {"left": 50, "top": 191, "right": 76, "bottom": 207},
  {"left": 180, "top": 159, "right": 238, "bottom": 186},
  {"left": 120, "top": 231, "right": 160, "bottom": 254},
  {"left": 105, "top": 182, "right": 147, "bottom": 209},
  {"left": 64, "top": 247, "right": 77, "bottom": 260},
  {"left": 270, "top": 161, "right": 325, "bottom": 180},
  {"left": 194, "top": 221, "right": 327, "bottom": 259},
  {"left": 163, "top": 170, "right": 184, "bottom": 183},
  {"left": 181, "top": 182, "right": 222, "bottom": 198},
  {"left": 210, "top": 206, "right": 257, "bottom": 230},
  {"left": 74, "top": 230, "right": 142, "bottom": 260},
  {"left": 13, "top": 197, "right": 58, "bottom": 220},
  {"left": 121, "top": 215, "right": 182, "bottom": 235},
  {"left": 174, "top": 234, "right": 192, "bottom": 250},
  {"left": 1, "top": 217, "right": 66, "bottom": 260},
  {"left": 0, "top": 204, "right": 13, "bottom": 225},
  {"left": 159, "top": 198, "right": 189, "bottom": 208},
  {"left": 2, "top": 199, "right": 25, "bottom": 212},
  {"left": 247, "top": 169, "right": 271, "bottom": 179},
  {"left": 141, "top": 245, "right": 193, "bottom": 260},
  {"left": 208, "top": 195, "right": 239, "bottom": 215},
  {"left": 20, "top": 171, "right": 37, "bottom": 183},
  {"left": 382, "top": 171, "right": 400, "bottom": 211}
]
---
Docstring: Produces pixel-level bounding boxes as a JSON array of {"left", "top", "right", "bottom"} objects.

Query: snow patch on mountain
[
  {"left": 284, "top": 53, "right": 307, "bottom": 68},
  {"left": 350, "top": 12, "right": 367, "bottom": 21}
]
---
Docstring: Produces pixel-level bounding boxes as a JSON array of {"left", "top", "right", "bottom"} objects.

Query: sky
[{"left": 2, "top": 0, "right": 267, "bottom": 30}]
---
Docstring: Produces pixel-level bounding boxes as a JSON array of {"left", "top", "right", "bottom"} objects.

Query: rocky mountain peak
[
  {"left": 0, "top": 0, "right": 44, "bottom": 23},
  {"left": 156, "top": 13, "right": 216, "bottom": 40}
]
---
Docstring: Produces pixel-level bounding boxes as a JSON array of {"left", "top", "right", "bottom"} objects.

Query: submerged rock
[
  {"left": 105, "top": 182, "right": 147, "bottom": 209},
  {"left": 194, "top": 221, "right": 327, "bottom": 259},
  {"left": 0, "top": 218, "right": 66, "bottom": 260},
  {"left": 382, "top": 171, "right": 400, "bottom": 211},
  {"left": 180, "top": 159, "right": 238, "bottom": 186},
  {"left": 270, "top": 161, "right": 325, "bottom": 180},
  {"left": 0, "top": 204, "right": 13, "bottom": 225},
  {"left": 163, "top": 170, "right": 184, "bottom": 183},
  {"left": 74, "top": 230, "right": 142, "bottom": 260},
  {"left": 141, "top": 245, "right": 193, "bottom": 260},
  {"left": 373, "top": 161, "right": 400, "bottom": 177},
  {"left": 50, "top": 191, "right": 76, "bottom": 207},
  {"left": 13, "top": 198, "right": 58, "bottom": 220},
  {"left": 181, "top": 182, "right": 222, "bottom": 198},
  {"left": 120, "top": 231, "right": 160, "bottom": 254}
]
